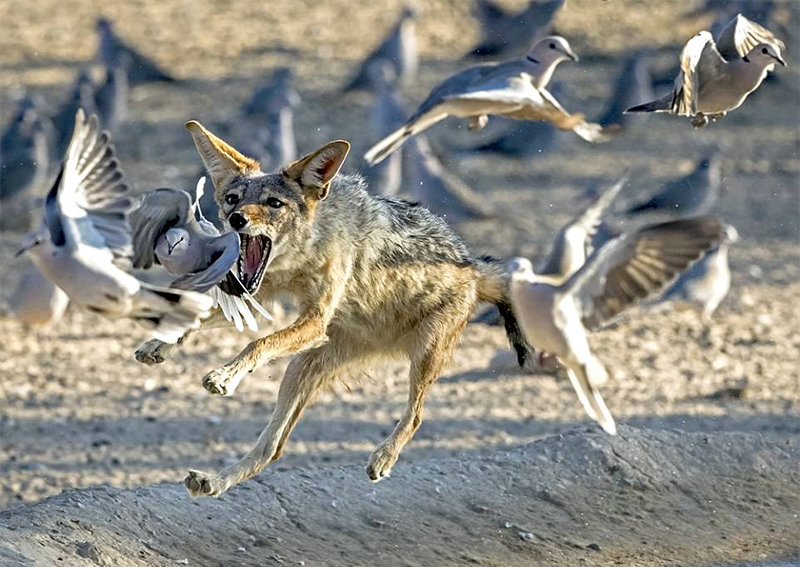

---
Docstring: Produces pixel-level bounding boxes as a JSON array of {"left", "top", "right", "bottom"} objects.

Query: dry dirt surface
[
  {"left": 1, "top": 427, "right": 799, "bottom": 567},
  {"left": 1, "top": 0, "right": 799, "bottom": 565}
]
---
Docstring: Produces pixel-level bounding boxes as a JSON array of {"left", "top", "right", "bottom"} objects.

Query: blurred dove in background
[
  {"left": 509, "top": 217, "right": 723, "bottom": 435},
  {"left": 0, "top": 97, "right": 51, "bottom": 205},
  {"left": 94, "top": 53, "right": 131, "bottom": 134},
  {"left": 659, "top": 223, "right": 738, "bottom": 323},
  {"left": 469, "top": 0, "right": 566, "bottom": 58},
  {"left": 363, "top": 61, "right": 407, "bottom": 196},
  {"left": 405, "top": 136, "right": 493, "bottom": 222},
  {"left": 52, "top": 69, "right": 99, "bottom": 157},
  {"left": 8, "top": 265, "right": 70, "bottom": 331},
  {"left": 625, "top": 150, "right": 723, "bottom": 219},
  {"left": 626, "top": 14, "right": 785, "bottom": 128},
  {"left": 342, "top": 6, "right": 417, "bottom": 93},
  {"left": 95, "top": 17, "right": 176, "bottom": 85},
  {"left": 241, "top": 67, "right": 299, "bottom": 169},
  {"left": 129, "top": 178, "right": 271, "bottom": 333},
  {"left": 599, "top": 50, "right": 655, "bottom": 130},
  {"left": 365, "top": 36, "right": 608, "bottom": 165},
  {"left": 16, "top": 110, "right": 211, "bottom": 344},
  {"left": 241, "top": 67, "right": 301, "bottom": 122}
]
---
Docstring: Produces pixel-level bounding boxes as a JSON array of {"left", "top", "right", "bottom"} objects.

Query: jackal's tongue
[{"left": 243, "top": 238, "right": 263, "bottom": 279}]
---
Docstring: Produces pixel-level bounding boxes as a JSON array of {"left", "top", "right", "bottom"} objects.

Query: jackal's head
[{"left": 186, "top": 120, "right": 350, "bottom": 293}]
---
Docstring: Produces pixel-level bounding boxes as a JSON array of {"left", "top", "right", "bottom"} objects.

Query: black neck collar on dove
[{"left": 526, "top": 56, "right": 540, "bottom": 64}]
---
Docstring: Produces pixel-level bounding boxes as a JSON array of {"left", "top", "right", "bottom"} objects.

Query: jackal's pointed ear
[
  {"left": 185, "top": 121, "right": 261, "bottom": 188},
  {"left": 282, "top": 140, "right": 350, "bottom": 201}
]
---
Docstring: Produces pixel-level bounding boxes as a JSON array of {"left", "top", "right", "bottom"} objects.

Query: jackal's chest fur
[{"left": 254, "top": 175, "right": 482, "bottom": 345}]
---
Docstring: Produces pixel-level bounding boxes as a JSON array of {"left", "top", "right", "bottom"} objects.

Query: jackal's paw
[
  {"left": 202, "top": 367, "right": 244, "bottom": 396},
  {"left": 185, "top": 469, "right": 225, "bottom": 498},
  {"left": 366, "top": 445, "right": 399, "bottom": 482},
  {"left": 134, "top": 339, "right": 173, "bottom": 365}
]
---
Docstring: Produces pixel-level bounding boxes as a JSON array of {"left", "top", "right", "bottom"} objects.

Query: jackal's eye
[
  {"left": 266, "top": 197, "right": 284, "bottom": 209},
  {"left": 225, "top": 194, "right": 239, "bottom": 206}
]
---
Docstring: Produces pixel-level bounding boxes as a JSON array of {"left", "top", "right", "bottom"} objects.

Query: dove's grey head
[
  {"left": 721, "top": 224, "right": 739, "bottom": 244},
  {"left": 15, "top": 227, "right": 49, "bottom": 258},
  {"left": 95, "top": 17, "right": 112, "bottom": 33},
  {"left": 745, "top": 43, "right": 786, "bottom": 68},
  {"left": 508, "top": 256, "right": 535, "bottom": 278},
  {"left": 526, "top": 36, "right": 578, "bottom": 89},
  {"left": 164, "top": 227, "right": 190, "bottom": 255},
  {"left": 528, "top": 36, "right": 578, "bottom": 65}
]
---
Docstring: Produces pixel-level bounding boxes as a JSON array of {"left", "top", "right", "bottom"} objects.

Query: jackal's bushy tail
[{"left": 475, "top": 256, "right": 531, "bottom": 367}]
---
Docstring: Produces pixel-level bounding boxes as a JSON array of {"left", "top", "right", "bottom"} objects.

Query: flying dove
[
  {"left": 626, "top": 150, "right": 722, "bottom": 218},
  {"left": 509, "top": 217, "right": 723, "bottom": 434},
  {"left": 364, "top": 36, "right": 608, "bottom": 165},
  {"left": 9, "top": 264, "right": 70, "bottom": 331},
  {"left": 16, "top": 110, "right": 211, "bottom": 344},
  {"left": 405, "top": 136, "right": 493, "bottom": 222},
  {"left": 95, "top": 18, "right": 176, "bottom": 85},
  {"left": 659, "top": 223, "right": 738, "bottom": 323},
  {"left": 129, "top": 178, "right": 271, "bottom": 332},
  {"left": 342, "top": 6, "right": 417, "bottom": 93},
  {"left": 599, "top": 50, "right": 655, "bottom": 130},
  {"left": 626, "top": 14, "right": 785, "bottom": 128},
  {"left": 469, "top": 0, "right": 566, "bottom": 58},
  {"left": 473, "top": 176, "right": 625, "bottom": 344}
]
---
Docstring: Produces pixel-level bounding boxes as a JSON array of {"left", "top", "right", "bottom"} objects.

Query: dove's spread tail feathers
[
  {"left": 475, "top": 256, "right": 532, "bottom": 367},
  {"left": 134, "top": 283, "right": 213, "bottom": 344},
  {"left": 625, "top": 92, "right": 673, "bottom": 114},
  {"left": 565, "top": 360, "right": 617, "bottom": 435},
  {"left": 364, "top": 111, "right": 446, "bottom": 165}
]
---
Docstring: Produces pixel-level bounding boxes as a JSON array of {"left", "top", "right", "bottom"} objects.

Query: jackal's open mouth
[{"left": 238, "top": 234, "right": 272, "bottom": 294}]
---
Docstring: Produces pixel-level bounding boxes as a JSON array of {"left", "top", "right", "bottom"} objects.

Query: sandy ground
[
  {"left": 2, "top": 427, "right": 799, "bottom": 567},
  {"left": 1, "top": 0, "right": 799, "bottom": 565}
]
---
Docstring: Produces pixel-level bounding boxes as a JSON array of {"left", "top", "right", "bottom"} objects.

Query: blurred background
[{"left": 0, "top": 0, "right": 798, "bottom": 508}]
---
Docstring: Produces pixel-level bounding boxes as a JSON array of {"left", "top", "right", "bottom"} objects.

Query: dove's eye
[
  {"left": 762, "top": 47, "right": 768, "bottom": 54},
  {"left": 267, "top": 198, "right": 284, "bottom": 209},
  {"left": 549, "top": 43, "right": 556, "bottom": 49},
  {"left": 225, "top": 194, "right": 239, "bottom": 206}
]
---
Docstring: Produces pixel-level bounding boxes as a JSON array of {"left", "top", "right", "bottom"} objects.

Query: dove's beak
[
  {"left": 15, "top": 242, "right": 34, "bottom": 257},
  {"left": 15, "top": 234, "right": 41, "bottom": 257},
  {"left": 774, "top": 54, "right": 787, "bottom": 67},
  {"left": 567, "top": 50, "right": 578, "bottom": 62}
]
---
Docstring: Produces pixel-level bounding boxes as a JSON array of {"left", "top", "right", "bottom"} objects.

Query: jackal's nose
[{"left": 229, "top": 212, "right": 248, "bottom": 231}]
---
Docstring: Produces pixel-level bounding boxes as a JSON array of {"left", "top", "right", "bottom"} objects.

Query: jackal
[{"left": 134, "top": 120, "right": 528, "bottom": 498}]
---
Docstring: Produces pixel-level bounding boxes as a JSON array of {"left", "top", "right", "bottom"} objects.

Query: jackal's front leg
[
  {"left": 202, "top": 312, "right": 328, "bottom": 396},
  {"left": 186, "top": 334, "right": 363, "bottom": 497}
]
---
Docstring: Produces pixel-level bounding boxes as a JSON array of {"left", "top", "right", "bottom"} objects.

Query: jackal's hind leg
[{"left": 366, "top": 312, "right": 468, "bottom": 482}]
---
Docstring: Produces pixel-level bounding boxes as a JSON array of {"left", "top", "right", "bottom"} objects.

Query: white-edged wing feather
[
  {"left": 58, "top": 109, "right": 134, "bottom": 262},
  {"left": 716, "top": 14, "right": 785, "bottom": 61}
]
